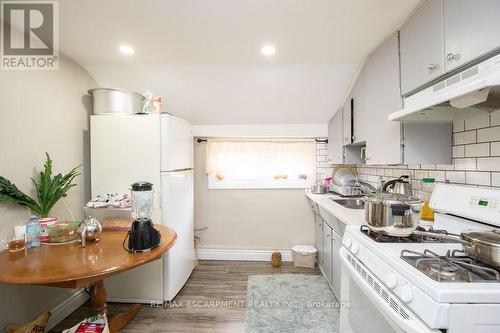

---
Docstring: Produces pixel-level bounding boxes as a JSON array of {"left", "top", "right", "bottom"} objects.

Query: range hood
[{"left": 389, "top": 53, "right": 500, "bottom": 122}]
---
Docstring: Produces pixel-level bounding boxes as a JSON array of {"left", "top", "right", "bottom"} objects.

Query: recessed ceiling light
[
  {"left": 261, "top": 45, "right": 276, "bottom": 56},
  {"left": 119, "top": 45, "right": 134, "bottom": 55}
]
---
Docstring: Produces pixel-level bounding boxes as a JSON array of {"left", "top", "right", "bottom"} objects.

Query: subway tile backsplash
[
  {"left": 320, "top": 111, "right": 500, "bottom": 194},
  {"left": 316, "top": 139, "right": 333, "bottom": 182},
  {"left": 454, "top": 130, "right": 476, "bottom": 145}
]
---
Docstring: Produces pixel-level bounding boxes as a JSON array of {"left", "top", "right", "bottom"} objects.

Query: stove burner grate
[
  {"left": 401, "top": 249, "right": 500, "bottom": 283},
  {"left": 360, "top": 225, "right": 452, "bottom": 243}
]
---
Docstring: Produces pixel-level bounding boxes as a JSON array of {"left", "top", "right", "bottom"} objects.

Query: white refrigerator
[{"left": 90, "top": 114, "right": 194, "bottom": 302}]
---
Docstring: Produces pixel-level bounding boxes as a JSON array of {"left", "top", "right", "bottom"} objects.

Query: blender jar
[{"left": 131, "top": 181, "right": 154, "bottom": 220}]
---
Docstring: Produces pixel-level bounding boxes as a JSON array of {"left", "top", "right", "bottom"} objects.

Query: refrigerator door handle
[{"left": 163, "top": 168, "right": 193, "bottom": 173}]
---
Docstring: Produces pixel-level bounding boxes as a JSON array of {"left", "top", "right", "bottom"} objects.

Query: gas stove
[
  {"left": 340, "top": 184, "right": 500, "bottom": 333},
  {"left": 360, "top": 225, "right": 500, "bottom": 282}
]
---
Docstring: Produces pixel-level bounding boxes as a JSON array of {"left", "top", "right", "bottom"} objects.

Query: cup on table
[{"left": 1, "top": 227, "right": 26, "bottom": 253}]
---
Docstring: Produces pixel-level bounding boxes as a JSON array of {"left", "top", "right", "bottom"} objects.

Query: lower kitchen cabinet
[
  {"left": 310, "top": 200, "right": 343, "bottom": 299},
  {"left": 331, "top": 231, "right": 342, "bottom": 297},
  {"left": 319, "top": 209, "right": 343, "bottom": 299},
  {"left": 322, "top": 222, "right": 333, "bottom": 284},
  {"left": 314, "top": 212, "right": 324, "bottom": 268}
]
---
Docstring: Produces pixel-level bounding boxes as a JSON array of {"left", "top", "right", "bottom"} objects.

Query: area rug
[{"left": 245, "top": 274, "right": 339, "bottom": 333}]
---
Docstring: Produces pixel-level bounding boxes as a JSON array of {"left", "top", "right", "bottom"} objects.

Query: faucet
[{"left": 355, "top": 180, "right": 377, "bottom": 195}]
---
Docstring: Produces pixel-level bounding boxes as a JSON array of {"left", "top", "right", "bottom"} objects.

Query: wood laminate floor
[{"left": 50, "top": 260, "right": 320, "bottom": 333}]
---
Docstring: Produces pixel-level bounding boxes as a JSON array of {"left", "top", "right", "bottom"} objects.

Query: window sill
[{"left": 208, "top": 177, "right": 311, "bottom": 190}]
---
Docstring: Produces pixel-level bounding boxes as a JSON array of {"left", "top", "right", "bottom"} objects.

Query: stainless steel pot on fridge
[
  {"left": 88, "top": 88, "right": 145, "bottom": 115},
  {"left": 364, "top": 193, "right": 423, "bottom": 236}
]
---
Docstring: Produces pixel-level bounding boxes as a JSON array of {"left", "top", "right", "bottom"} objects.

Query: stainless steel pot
[
  {"left": 364, "top": 193, "right": 423, "bottom": 234},
  {"left": 88, "top": 88, "right": 145, "bottom": 115},
  {"left": 413, "top": 229, "right": 500, "bottom": 267}
]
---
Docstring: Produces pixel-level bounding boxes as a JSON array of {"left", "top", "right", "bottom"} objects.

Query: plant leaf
[
  {"left": 31, "top": 153, "right": 81, "bottom": 217},
  {"left": 1, "top": 153, "right": 81, "bottom": 218},
  {"left": 0, "top": 176, "right": 41, "bottom": 214}
]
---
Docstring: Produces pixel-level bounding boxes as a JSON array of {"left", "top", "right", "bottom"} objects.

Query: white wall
[
  {"left": 0, "top": 53, "right": 97, "bottom": 329},
  {"left": 194, "top": 140, "right": 315, "bottom": 251},
  {"left": 193, "top": 123, "right": 328, "bottom": 138}
]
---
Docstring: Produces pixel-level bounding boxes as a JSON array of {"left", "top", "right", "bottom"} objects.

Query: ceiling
[{"left": 58, "top": 0, "right": 422, "bottom": 124}]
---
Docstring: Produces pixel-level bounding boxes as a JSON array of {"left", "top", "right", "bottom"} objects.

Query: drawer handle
[
  {"left": 427, "top": 63, "right": 439, "bottom": 70},
  {"left": 447, "top": 53, "right": 459, "bottom": 61}
]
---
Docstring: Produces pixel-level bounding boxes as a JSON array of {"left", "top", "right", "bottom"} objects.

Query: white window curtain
[{"left": 206, "top": 139, "right": 316, "bottom": 186}]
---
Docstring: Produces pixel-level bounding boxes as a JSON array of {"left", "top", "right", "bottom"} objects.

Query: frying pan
[{"left": 413, "top": 229, "right": 500, "bottom": 268}]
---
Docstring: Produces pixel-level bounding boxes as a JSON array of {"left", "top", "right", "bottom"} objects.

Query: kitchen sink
[{"left": 330, "top": 198, "right": 365, "bottom": 210}]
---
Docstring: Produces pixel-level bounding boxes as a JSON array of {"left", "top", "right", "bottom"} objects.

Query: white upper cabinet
[
  {"left": 341, "top": 32, "right": 452, "bottom": 165},
  {"left": 327, "top": 108, "right": 344, "bottom": 164},
  {"left": 342, "top": 96, "right": 352, "bottom": 145},
  {"left": 400, "top": 0, "right": 500, "bottom": 93},
  {"left": 400, "top": 0, "right": 444, "bottom": 95},
  {"left": 443, "top": 0, "right": 500, "bottom": 71},
  {"left": 363, "top": 33, "right": 402, "bottom": 165},
  {"left": 351, "top": 66, "right": 369, "bottom": 144}
]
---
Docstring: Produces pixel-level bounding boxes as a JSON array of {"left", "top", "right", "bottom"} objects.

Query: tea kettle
[
  {"left": 382, "top": 175, "right": 413, "bottom": 196},
  {"left": 78, "top": 216, "right": 103, "bottom": 247}
]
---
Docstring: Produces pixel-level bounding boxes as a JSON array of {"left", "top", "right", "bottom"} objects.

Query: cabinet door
[
  {"left": 400, "top": 0, "right": 444, "bottom": 94},
  {"left": 315, "top": 216, "right": 324, "bottom": 268},
  {"left": 332, "top": 231, "right": 342, "bottom": 298},
  {"left": 327, "top": 108, "right": 344, "bottom": 164},
  {"left": 352, "top": 67, "right": 369, "bottom": 144},
  {"left": 364, "top": 33, "right": 402, "bottom": 165},
  {"left": 322, "top": 222, "right": 333, "bottom": 284},
  {"left": 444, "top": 0, "right": 500, "bottom": 71},
  {"left": 342, "top": 96, "right": 352, "bottom": 145}
]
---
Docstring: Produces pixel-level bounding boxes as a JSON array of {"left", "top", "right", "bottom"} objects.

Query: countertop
[{"left": 305, "top": 191, "right": 366, "bottom": 227}]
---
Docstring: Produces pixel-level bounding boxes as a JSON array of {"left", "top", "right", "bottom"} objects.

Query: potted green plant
[{"left": 0, "top": 153, "right": 80, "bottom": 218}]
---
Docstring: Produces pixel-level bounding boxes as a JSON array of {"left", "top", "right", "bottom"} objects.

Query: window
[{"left": 206, "top": 139, "right": 316, "bottom": 189}]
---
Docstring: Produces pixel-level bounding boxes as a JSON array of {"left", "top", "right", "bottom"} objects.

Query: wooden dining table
[{"left": 0, "top": 223, "right": 177, "bottom": 332}]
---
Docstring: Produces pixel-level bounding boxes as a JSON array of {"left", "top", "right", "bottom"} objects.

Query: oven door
[{"left": 339, "top": 248, "right": 439, "bottom": 333}]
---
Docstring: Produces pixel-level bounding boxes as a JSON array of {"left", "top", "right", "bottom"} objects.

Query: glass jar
[{"left": 420, "top": 178, "right": 435, "bottom": 222}]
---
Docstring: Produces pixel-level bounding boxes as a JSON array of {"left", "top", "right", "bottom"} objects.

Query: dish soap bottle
[
  {"left": 420, "top": 178, "right": 435, "bottom": 222},
  {"left": 26, "top": 215, "right": 41, "bottom": 248}
]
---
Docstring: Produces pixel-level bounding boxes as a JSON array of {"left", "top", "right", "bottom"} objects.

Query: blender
[{"left": 126, "top": 181, "right": 161, "bottom": 252}]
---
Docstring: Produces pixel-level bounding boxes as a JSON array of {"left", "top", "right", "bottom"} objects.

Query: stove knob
[
  {"left": 386, "top": 274, "right": 397, "bottom": 289},
  {"left": 343, "top": 236, "right": 352, "bottom": 248},
  {"left": 400, "top": 285, "right": 413, "bottom": 303}
]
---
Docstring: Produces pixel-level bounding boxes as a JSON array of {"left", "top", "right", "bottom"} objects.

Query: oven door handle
[{"left": 341, "top": 254, "right": 440, "bottom": 333}]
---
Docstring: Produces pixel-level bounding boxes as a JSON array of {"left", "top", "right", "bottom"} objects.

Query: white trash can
[{"left": 291, "top": 245, "right": 317, "bottom": 268}]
